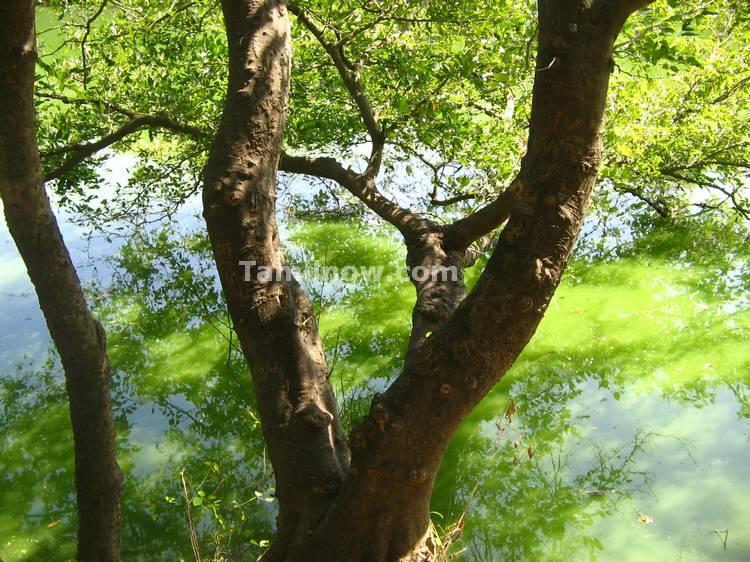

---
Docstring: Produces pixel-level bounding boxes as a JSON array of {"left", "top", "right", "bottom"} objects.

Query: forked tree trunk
[
  {"left": 204, "top": 1, "right": 652, "bottom": 561},
  {"left": 0, "top": 2, "right": 122, "bottom": 560}
]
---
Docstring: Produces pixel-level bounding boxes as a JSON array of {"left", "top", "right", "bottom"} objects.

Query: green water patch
[
  {"left": 431, "top": 224, "right": 750, "bottom": 561},
  {"left": 289, "top": 220, "right": 414, "bottom": 398},
  {"left": 0, "top": 219, "right": 748, "bottom": 561}
]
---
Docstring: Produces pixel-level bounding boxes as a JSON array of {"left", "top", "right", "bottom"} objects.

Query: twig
[
  {"left": 179, "top": 469, "right": 204, "bottom": 562},
  {"left": 81, "top": 0, "right": 109, "bottom": 89}
]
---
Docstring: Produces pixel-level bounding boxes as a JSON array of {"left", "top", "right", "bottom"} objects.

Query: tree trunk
[
  {"left": 0, "top": 2, "right": 122, "bottom": 560},
  {"left": 204, "top": 1, "right": 651, "bottom": 561},
  {"left": 404, "top": 219, "right": 469, "bottom": 354},
  {"left": 202, "top": 1, "right": 349, "bottom": 559}
]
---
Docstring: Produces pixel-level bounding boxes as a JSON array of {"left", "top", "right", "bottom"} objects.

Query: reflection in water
[
  {"left": 437, "top": 373, "right": 749, "bottom": 562},
  {"left": 1, "top": 218, "right": 748, "bottom": 561}
]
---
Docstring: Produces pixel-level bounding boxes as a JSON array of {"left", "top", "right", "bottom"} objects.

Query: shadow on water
[{"left": 0, "top": 217, "right": 748, "bottom": 561}]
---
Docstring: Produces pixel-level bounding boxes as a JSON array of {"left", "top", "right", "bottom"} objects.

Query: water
[{"left": 0, "top": 207, "right": 748, "bottom": 561}]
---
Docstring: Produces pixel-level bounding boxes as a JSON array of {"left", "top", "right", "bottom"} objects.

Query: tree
[
  {"left": 3, "top": 0, "right": 749, "bottom": 560},
  {"left": 202, "top": 1, "right": 661, "bottom": 559},
  {"left": 0, "top": 2, "right": 121, "bottom": 561}
]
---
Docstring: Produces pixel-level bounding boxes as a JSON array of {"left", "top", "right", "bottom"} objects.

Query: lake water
[{"left": 0, "top": 202, "right": 748, "bottom": 561}]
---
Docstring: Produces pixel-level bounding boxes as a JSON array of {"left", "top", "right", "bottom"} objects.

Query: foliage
[
  {"left": 5, "top": 1, "right": 749, "bottom": 559},
  {"left": 34, "top": 0, "right": 750, "bottom": 230}
]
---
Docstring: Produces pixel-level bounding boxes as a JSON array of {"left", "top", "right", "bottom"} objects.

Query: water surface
[{"left": 0, "top": 214, "right": 748, "bottom": 561}]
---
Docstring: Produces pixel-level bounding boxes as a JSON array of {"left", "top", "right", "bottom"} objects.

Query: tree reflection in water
[{"left": 1, "top": 219, "right": 749, "bottom": 561}]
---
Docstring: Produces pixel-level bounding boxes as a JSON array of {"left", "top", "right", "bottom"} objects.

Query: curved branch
[
  {"left": 616, "top": 185, "right": 670, "bottom": 218},
  {"left": 662, "top": 170, "right": 750, "bottom": 219},
  {"left": 430, "top": 192, "right": 476, "bottom": 206},
  {"left": 441, "top": 178, "right": 524, "bottom": 251},
  {"left": 662, "top": 159, "right": 750, "bottom": 174},
  {"left": 712, "top": 74, "right": 750, "bottom": 104},
  {"left": 43, "top": 111, "right": 208, "bottom": 181},
  {"left": 38, "top": 91, "right": 417, "bottom": 233},
  {"left": 81, "top": 0, "right": 109, "bottom": 89},
  {"left": 37, "top": 92, "right": 136, "bottom": 118},
  {"left": 288, "top": 3, "right": 385, "bottom": 178},
  {"left": 45, "top": 117, "right": 145, "bottom": 180},
  {"left": 279, "top": 153, "right": 359, "bottom": 186},
  {"left": 279, "top": 152, "right": 416, "bottom": 235}
]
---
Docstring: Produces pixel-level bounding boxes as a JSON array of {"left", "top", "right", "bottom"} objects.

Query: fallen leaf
[
  {"left": 638, "top": 513, "right": 654, "bottom": 526},
  {"left": 505, "top": 399, "right": 517, "bottom": 423}
]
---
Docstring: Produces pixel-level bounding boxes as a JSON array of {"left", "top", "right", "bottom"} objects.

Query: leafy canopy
[{"left": 35, "top": 0, "right": 750, "bottom": 236}]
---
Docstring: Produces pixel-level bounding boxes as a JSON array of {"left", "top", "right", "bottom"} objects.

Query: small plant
[{"left": 175, "top": 464, "right": 276, "bottom": 561}]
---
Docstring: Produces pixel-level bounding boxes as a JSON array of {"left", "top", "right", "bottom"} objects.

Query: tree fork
[
  {"left": 285, "top": 2, "right": 653, "bottom": 561},
  {"left": 203, "top": 0, "right": 654, "bottom": 561}
]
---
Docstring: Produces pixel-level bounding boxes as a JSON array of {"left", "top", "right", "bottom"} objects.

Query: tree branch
[
  {"left": 334, "top": 10, "right": 391, "bottom": 47},
  {"left": 661, "top": 169, "right": 749, "bottom": 219},
  {"left": 441, "top": 178, "right": 524, "bottom": 251},
  {"left": 712, "top": 74, "right": 750, "bottom": 104},
  {"left": 288, "top": 2, "right": 385, "bottom": 179},
  {"left": 662, "top": 159, "right": 750, "bottom": 174},
  {"left": 430, "top": 192, "right": 476, "bottom": 206},
  {"left": 42, "top": 104, "right": 208, "bottom": 181},
  {"left": 37, "top": 91, "right": 137, "bottom": 118},
  {"left": 617, "top": 185, "right": 670, "bottom": 218},
  {"left": 279, "top": 152, "right": 416, "bottom": 235},
  {"left": 81, "top": 0, "right": 109, "bottom": 89},
  {"left": 38, "top": 92, "right": 419, "bottom": 233}
]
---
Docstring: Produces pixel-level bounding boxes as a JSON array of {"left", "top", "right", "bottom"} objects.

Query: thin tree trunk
[{"left": 0, "top": 2, "right": 122, "bottom": 560}]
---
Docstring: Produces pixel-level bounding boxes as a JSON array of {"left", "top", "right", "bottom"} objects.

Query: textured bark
[
  {"left": 201, "top": 2, "right": 348, "bottom": 559},
  {"left": 402, "top": 219, "right": 473, "bottom": 354},
  {"left": 286, "top": 2, "right": 641, "bottom": 561},
  {"left": 0, "top": 2, "right": 122, "bottom": 561},
  {"left": 205, "top": 1, "right": 651, "bottom": 561}
]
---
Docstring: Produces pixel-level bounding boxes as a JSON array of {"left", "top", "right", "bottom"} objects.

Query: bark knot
[
  {"left": 294, "top": 402, "right": 333, "bottom": 429},
  {"left": 409, "top": 468, "right": 429, "bottom": 484}
]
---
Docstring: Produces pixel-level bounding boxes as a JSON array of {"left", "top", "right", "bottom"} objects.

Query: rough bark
[
  {"left": 0, "top": 2, "right": 122, "bottom": 560},
  {"left": 401, "top": 218, "right": 473, "bottom": 354},
  {"left": 405, "top": 179, "right": 525, "bottom": 354},
  {"left": 204, "top": 0, "right": 652, "bottom": 560},
  {"left": 285, "top": 1, "right": 646, "bottom": 561},
  {"left": 201, "top": 1, "right": 348, "bottom": 559}
]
